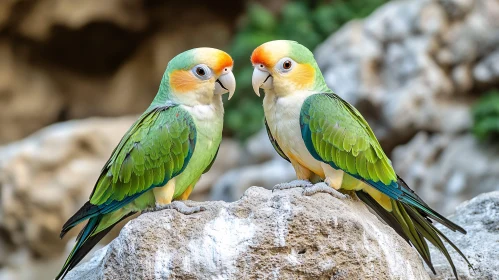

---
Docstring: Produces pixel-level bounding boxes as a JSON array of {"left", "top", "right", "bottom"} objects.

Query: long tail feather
[
  {"left": 356, "top": 190, "right": 471, "bottom": 279},
  {"left": 56, "top": 212, "right": 135, "bottom": 280}
]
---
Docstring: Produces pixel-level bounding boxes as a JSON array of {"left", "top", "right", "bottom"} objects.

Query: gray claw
[
  {"left": 273, "top": 180, "right": 313, "bottom": 192},
  {"left": 302, "top": 182, "right": 349, "bottom": 200}
]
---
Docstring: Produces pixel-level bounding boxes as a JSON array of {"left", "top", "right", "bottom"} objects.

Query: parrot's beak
[
  {"left": 252, "top": 66, "right": 273, "bottom": 97},
  {"left": 215, "top": 70, "right": 236, "bottom": 100}
]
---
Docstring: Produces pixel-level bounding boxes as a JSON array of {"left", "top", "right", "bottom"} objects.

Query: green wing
[
  {"left": 299, "top": 93, "right": 464, "bottom": 229},
  {"left": 57, "top": 104, "right": 197, "bottom": 280},
  {"left": 62, "top": 105, "right": 196, "bottom": 233},
  {"left": 265, "top": 118, "right": 290, "bottom": 162},
  {"left": 90, "top": 105, "right": 196, "bottom": 205},
  {"left": 300, "top": 93, "right": 395, "bottom": 185}
]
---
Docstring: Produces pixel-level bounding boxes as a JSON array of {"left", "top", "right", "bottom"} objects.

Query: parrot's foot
[
  {"left": 302, "top": 182, "right": 349, "bottom": 200},
  {"left": 273, "top": 180, "right": 313, "bottom": 192},
  {"left": 146, "top": 201, "right": 206, "bottom": 215},
  {"left": 162, "top": 201, "right": 206, "bottom": 215}
]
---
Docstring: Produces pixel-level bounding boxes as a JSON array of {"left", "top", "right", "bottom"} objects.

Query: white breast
[
  {"left": 181, "top": 99, "right": 223, "bottom": 142},
  {"left": 263, "top": 92, "right": 324, "bottom": 175}
]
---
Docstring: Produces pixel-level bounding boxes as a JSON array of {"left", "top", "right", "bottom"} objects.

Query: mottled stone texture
[
  {"left": 428, "top": 191, "right": 499, "bottom": 280},
  {"left": 66, "top": 187, "right": 430, "bottom": 280}
]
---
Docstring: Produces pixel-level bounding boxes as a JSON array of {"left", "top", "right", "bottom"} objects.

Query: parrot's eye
[
  {"left": 275, "top": 57, "right": 295, "bottom": 73},
  {"left": 196, "top": 67, "right": 205, "bottom": 76},
  {"left": 283, "top": 60, "right": 292, "bottom": 69},
  {"left": 192, "top": 64, "right": 212, "bottom": 80}
]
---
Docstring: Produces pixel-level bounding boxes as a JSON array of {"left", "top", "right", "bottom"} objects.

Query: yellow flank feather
[
  {"left": 153, "top": 178, "right": 176, "bottom": 205},
  {"left": 176, "top": 184, "right": 194, "bottom": 201}
]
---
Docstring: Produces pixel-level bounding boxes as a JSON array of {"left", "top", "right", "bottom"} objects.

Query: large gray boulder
[
  {"left": 428, "top": 191, "right": 499, "bottom": 280},
  {"left": 66, "top": 187, "right": 430, "bottom": 280}
]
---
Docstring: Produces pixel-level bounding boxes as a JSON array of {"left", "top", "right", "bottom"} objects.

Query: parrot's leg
[
  {"left": 321, "top": 163, "right": 344, "bottom": 190},
  {"left": 153, "top": 178, "right": 176, "bottom": 205},
  {"left": 273, "top": 158, "right": 315, "bottom": 191},
  {"left": 176, "top": 184, "right": 194, "bottom": 201},
  {"left": 273, "top": 179, "right": 313, "bottom": 191},
  {"left": 143, "top": 179, "right": 176, "bottom": 213},
  {"left": 159, "top": 201, "right": 206, "bottom": 215},
  {"left": 302, "top": 182, "right": 349, "bottom": 199}
]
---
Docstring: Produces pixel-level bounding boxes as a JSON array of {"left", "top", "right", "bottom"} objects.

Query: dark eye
[
  {"left": 196, "top": 67, "right": 206, "bottom": 76},
  {"left": 283, "top": 60, "right": 292, "bottom": 69}
]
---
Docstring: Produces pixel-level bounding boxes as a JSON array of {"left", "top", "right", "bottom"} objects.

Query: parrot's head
[
  {"left": 251, "top": 40, "right": 326, "bottom": 97},
  {"left": 162, "top": 48, "right": 235, "bottom": 105}
]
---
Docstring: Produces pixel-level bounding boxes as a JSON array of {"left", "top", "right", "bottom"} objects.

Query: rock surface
[
  {"left": 66, "top": 186, "right": 430, "bottom": 280},
  {"left": 427, "top": 191, "right": 499, "bottom": 279}
]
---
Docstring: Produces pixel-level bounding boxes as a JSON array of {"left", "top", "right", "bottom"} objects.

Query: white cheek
[
  {"left": 261, "top": 76, "right": 274, "bottom": 90},
  {"left": 214, "top": 82, "right": 225, "bottom": 95}
]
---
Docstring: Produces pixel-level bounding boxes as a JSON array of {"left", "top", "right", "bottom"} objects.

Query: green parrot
[
  {"left": 56, "top": 48, "right": 236, "bottom": 279},
  {"left": 251, "top": 40, "right": 471, "bottom": 278}
]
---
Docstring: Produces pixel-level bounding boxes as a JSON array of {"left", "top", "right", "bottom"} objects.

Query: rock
[
  {"left": 392, "top": 133, "right": 499, "bottom": 215},
  {"left": 17, "top": 0, "right": 148, "bottom": 41},
  {"left": 245, "top": 128, "right": 281, "bottom": 163},
  {"left": 315, "top": 0, "right": 499, "bottom": 151},
  {"left": 427, "top": 191, "right": 499, "bottom": 279},
  {"left": 65, "top": 186, "right": 430, "bottom": 280},
  {"left": 473, "top": 49, "right": 499, "bottom": 85}
]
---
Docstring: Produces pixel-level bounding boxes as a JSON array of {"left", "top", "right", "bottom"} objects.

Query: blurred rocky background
[{"left": 0, "top": 0, "right": 498, "bottom": 279}]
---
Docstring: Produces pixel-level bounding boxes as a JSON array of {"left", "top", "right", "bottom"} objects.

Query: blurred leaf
[{"left": 472, "top": 90, "right": 499, "bottom": 142}]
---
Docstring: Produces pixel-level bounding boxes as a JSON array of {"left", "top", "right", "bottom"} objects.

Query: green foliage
[
  {"left": 472, "top": 90, "right": 499, "bottom": 142},
  {"left": 225, "top": 0, "right": 388, "bottom": 139}
]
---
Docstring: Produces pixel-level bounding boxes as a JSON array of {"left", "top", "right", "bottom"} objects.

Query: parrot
[
  {"left": 56, "top": 47, "right": 236, "bottom": 279},
  {"left": 251, "top": 40, "right": 471, "bottom": 278}
]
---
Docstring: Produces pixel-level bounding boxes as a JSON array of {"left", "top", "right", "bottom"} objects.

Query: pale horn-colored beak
[
  {"left": 252, "top": 67, "right": 272, "bottom": 97},
  {"left": 215, "top": 70, "right": 236, "bottom": 100}
]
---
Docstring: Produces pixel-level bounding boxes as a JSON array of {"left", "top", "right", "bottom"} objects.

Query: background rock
[
  {"left": 0, "top": 0, "right": 243, "bottom": 144},
  {"left": 210, "top": 129, "right": 295, "bottom": 202},
  {"left": 315, "top": 0, "right": 499, "bottom": 152},
  {"left": 66, "top": 187, "right": 430, "bottom": 280},
  {"left": 392, "top": 133, "right": 499, "bottom": 214},
  {"left": 427, "top": 191, "right": 499, "bottom": 279}
]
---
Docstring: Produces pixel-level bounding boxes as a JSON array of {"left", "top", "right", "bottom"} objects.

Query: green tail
[
  {"left": 56, "top": 212, "right": 135, "bottom": 280},
  {"left": 356, "top": 191, "right": 472, "bottom": 279}
]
